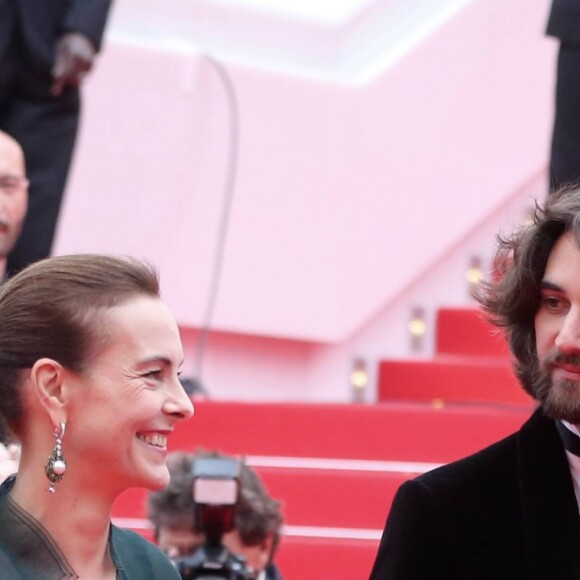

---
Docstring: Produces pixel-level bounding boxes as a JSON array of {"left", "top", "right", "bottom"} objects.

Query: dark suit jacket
[
  {"left": 370, "top": 409, "right": 580, "bottom": 579},
  {"left": 265, "top": 562, "right": 283, "bottom": 580},
  {"left": 547, "top": 0, "right": 580, "bottom": 43},
  {"left": 13, "top": 0, "right": 112, "bottom": 71}
]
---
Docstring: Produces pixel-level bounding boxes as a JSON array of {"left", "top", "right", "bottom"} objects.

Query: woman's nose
[{"left": 163, "top": 379, "right": 195, "bottom": 420}]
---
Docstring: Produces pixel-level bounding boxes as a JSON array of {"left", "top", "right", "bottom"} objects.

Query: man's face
[
  {"left": 0, "top": 133, "right": 27, "bottom": 259},
  {"left": 222, "top": 529, "right": 272, "bottom": 573},
  {"left": 157, "top": 523, "right": 204, "bottom": 559},
  {"left": 534, "top": 231, "right": 580, "bottom": 424},
  {"left": 157, "top": 525, "right": 272, "bottom": 574}
]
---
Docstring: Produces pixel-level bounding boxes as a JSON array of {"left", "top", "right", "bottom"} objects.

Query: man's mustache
[{"left": 543, "top": 351, "right": 580, "bottom": 368}]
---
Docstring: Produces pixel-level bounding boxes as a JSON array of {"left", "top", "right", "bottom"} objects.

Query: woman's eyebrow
[{"left": 136, "top": 356, "right": 183, "bottom": 368}]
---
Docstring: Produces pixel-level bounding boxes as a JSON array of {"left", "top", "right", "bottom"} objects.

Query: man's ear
[{"left": 30, "top": 358, "right": 68, "bottom": 426}]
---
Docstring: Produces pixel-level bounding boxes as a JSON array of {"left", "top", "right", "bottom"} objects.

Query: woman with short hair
[{"left": 0, "top": 254, "right": 194, "bottom": 579}]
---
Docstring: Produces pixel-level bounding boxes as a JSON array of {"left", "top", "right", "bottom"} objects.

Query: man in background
[
  {"left": 148, "top": 451, "right": 284, "bottom": 580},
  {"left": 0, "top": 131, "right": 27, "bottom": 278},
  {"left": 0, "top": 0, "right": 112, "bottom": 275},
  {"left": 0, "top": 130, "right": 27, "bottom": 446},
  {"left": 546, "top": 0, "right": 580, "bottom": 192}
]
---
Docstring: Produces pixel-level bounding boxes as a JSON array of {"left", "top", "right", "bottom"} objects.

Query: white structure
[{"left": 56, "top": 0, "right": 555, "bottom": 401}]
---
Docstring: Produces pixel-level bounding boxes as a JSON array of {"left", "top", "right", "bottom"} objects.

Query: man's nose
[{"left": 555, "top": 310, "right": 580, "bottom": 353}]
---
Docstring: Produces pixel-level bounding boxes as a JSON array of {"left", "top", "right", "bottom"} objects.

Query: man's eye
[
  {"left": 143, "top": 370, "right": 162, "bottom": 380},
  {"left": 0, "top": 180, "right": 16, "bottom": 193},
  {"left": 543, "top": 296, "right": 564, "bottom": 310}
]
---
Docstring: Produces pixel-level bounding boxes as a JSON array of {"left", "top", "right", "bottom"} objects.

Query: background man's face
[
  {"left": 158, "top": 525, "right": 271, "bottom": 573},
  {"left": 222, "top": 529, "right": 271, "bottom": 573},
  {"left": 534, "top": 231, "right": 580, "bottom": 423},
  {"left": 157, "top": 524, "right": 204, "bottom": 559},
  {"left": 0, "top": 134, "right": 27, "bottom": 259}
]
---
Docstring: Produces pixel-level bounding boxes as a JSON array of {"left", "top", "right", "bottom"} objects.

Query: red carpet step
[
  {"left": 170, "top": 401, "right": 532, "bottom": 464},
  {"left": 113, "top": 467, "right": 417, "bottom": 530},
  {"left": 113, "top": 401, "right": 532, "bottom": 579},
  {"left": 378, "top": 356, "right": 532, "bottom": 406},
  {"left": 378, "top": 307, "right": 533, "bottom": 406},
  {"left": 436, "top": 307, "right": 509, "bottom": 357},
  {"left": 275, "top": 537, "right": 378, "bottom": 579}
]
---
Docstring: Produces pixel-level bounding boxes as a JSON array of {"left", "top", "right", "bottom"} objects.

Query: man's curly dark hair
[{"left": 478, "top": 186, "right": 580, "bottom": 397}]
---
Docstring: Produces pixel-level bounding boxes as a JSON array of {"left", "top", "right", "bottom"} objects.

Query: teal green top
[{"left": 0, "top": 476, "right": 180, "bottom": 579}]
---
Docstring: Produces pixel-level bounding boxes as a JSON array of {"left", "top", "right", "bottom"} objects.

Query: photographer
[{"left": 148, "top": 451, "right": 283, "bottom": 580}]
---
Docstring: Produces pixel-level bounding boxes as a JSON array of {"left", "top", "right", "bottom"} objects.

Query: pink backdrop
[{"left": 54, "top": 0, "right": 555, "bottom": 401}]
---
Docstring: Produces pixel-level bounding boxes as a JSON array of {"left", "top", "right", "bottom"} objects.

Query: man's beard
[{"left": 529, "top": 351, "right": 580, "bottom": 424}]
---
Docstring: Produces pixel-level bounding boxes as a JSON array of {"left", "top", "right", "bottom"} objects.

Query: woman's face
[{"left": 64, "top": 296, "right": 194, "bottom": 495}]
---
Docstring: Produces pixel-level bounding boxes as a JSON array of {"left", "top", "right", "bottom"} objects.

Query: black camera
[{"left": 174, "top": 456, "right": 255, "bottom": 580}]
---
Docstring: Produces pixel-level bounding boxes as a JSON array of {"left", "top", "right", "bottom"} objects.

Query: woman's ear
[{"left": 30, "top": 358, "right": 68, "bottom": 426}]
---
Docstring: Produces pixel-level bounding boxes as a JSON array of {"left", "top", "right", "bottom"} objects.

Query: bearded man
[{"left": 371, "top": 188, "right": 580, "bottom": 579}]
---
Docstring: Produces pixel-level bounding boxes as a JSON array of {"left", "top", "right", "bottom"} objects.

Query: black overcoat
[
  {"left": 370, "top": 409, "right": 580, "bottom": 579},
  {"left": 547, "top": 0, "right": 580, "bottom": 43}
]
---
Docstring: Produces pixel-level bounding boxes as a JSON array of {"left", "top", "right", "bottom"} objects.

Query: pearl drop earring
[{"left": 45, "top": 421, "right": 67, "bottom": 493}]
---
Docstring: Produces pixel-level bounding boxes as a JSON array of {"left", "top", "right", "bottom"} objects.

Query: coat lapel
[{"left": 517, "top": 409, "right": 580, "bottom": 579}]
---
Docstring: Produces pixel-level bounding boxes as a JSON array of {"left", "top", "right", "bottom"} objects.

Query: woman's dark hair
[
  {"left": 478, "top": 187, "right": 580, "bottom": 394},
  {"left": 0, "top": 254, "right": 159, "bottom": 435}
]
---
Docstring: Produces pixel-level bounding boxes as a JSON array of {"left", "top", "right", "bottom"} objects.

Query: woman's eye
[{"left": 143, "top": 370, "right": 162, "bottom": 380}]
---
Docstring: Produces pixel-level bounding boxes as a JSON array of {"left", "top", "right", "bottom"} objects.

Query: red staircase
[
  {"left": 109, "top": 306, "right": 537, "bottom": 578},
  {"left": 112, "top": 398, "right": 531, "bottom": 579},
  {"left": 378, "top": 306, "right": 534, "bottom": 406}
]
